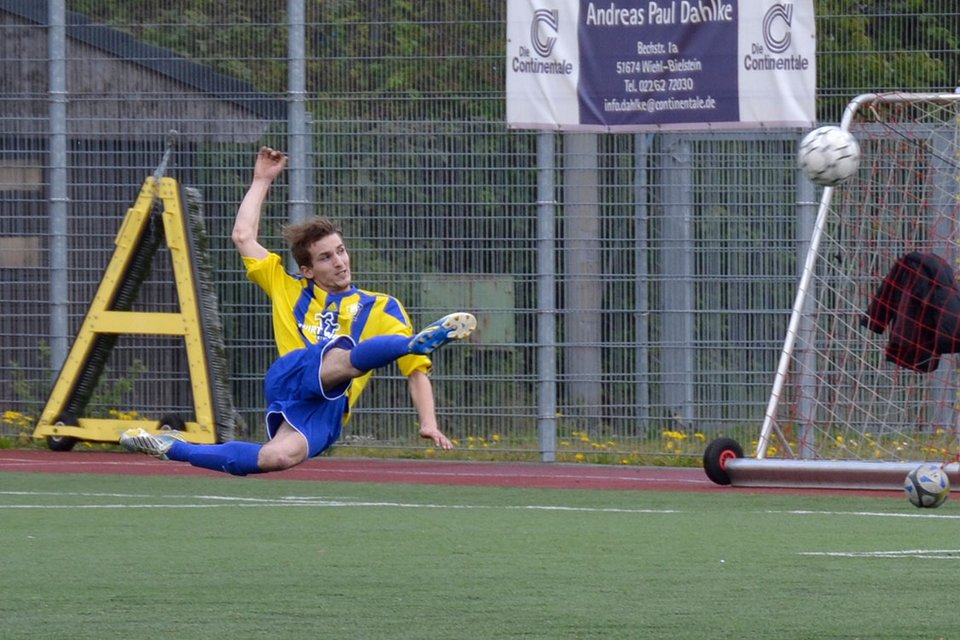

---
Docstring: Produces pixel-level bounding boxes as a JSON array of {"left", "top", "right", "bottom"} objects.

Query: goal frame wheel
[{"left": 703, "top": 437, "right": 744, "bottom": 485}]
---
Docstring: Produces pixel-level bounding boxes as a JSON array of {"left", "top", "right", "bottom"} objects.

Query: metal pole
[
  {"left": 287, "top": 0, "right": 309, "bottom": 222},
  {"left": 48, "top": 0, "right": 69, "bottom": 373},
  {"left": 634, "top": 133, "right": 652, "bottom": 435},
  {"left": 794, "top": 167, "right": 817, "bottom": 459},
  {"left": 562, "top": 133, "right": 602, "bottom": 435},
  {"left": 537, "top": 132, "right": 557, "bottom": 462},
  {"left": 660, "top": 134, "right": 695, "bottom": 428}
]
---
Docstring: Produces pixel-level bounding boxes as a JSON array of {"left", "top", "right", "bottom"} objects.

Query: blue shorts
[{"left": 263, "top": 335, "right": 355, "bottom": 458}]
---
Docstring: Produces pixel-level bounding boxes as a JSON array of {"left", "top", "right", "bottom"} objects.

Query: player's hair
[{"left": 281, "top": 217, "right": 343, "bottom": 267}]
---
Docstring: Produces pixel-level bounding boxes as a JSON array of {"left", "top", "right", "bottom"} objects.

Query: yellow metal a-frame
[{"left": 33, "top": 176, "right": 219, "bottom": 448}]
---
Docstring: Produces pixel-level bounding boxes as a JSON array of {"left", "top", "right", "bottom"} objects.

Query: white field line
[
  {"left": 0, "top": 457, "right": 713, "bottom": 485},
  {"left": 800, "top": 550, "right": 960, "bottom": 559},
  {"left": 777, "top": 510, "right": 960, "bottom": 560},
  {"left": 0, "top": 458, "right": 161, "bottom": 467},
  {"left": 771, "top": 509, "right": 960, "bottom": 520},
  {"left": 0, "top": 490, "right": 677, "bottom": 514},
  {"left": 284, "top": 467, "right": 713, "bottom": 485}
]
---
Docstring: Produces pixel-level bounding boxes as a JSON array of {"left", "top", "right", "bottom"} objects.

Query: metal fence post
[
  {"left": 537, "top": 131, "right": 557, "bottom": 462},
  {"left": 47, "top": 0, "right": 68, "bottom": 374}
]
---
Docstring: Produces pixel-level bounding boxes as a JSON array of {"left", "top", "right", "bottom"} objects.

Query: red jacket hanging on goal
[{"left": 862, "top": 251, "right": 960, "bottom": 373}]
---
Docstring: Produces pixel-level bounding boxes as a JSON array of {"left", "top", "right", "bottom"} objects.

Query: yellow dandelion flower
[
  {"left": 4, "top": 410, "right": 23, "bottom": 424},
  {"left": 574, "top": 453, "right": 585, "bottom": 462}
]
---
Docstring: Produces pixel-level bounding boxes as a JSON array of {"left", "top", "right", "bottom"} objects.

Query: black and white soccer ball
[
  {"left": 797, "top": 125, "right": 860, "bottom": 187},
  {"left": 903, "top": 463, "right": 950, "bottom": 509}
]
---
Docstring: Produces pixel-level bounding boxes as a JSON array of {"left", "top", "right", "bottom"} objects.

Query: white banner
[{"left": 507, "top": 0, "right": 816, "bottom": 131}]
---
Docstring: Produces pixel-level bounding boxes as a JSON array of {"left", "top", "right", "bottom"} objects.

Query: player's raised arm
[{"left": 232, "top": 146, "right": 287, "bottom": 259}]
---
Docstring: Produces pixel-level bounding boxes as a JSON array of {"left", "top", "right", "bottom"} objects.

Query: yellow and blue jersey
[{"left": 242, "top": 252, "right": 430, "bottom": 414}]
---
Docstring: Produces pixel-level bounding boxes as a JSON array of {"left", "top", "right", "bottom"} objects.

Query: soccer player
[{"left": 119, "top": 146, "right": 476, "bottom": 475}]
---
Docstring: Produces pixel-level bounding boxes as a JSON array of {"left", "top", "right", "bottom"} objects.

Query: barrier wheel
[
  {"left": 158, "top": 414, "right": 186, "bottom": 432},
  {"left": 47, "top": 413, "right": 79, "bottom": 452}
]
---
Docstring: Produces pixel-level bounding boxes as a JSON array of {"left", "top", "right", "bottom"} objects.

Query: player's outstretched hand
[
  {"left": 253, "top": 146, "right": 287, "bottom": 182},
  {"left": 419, "top": 425, "right": 454, "bottom": 450}
]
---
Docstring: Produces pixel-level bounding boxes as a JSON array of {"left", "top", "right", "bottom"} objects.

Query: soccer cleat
[
  {"left": 409, "top": 312, "right": 477, "bottom": 355},
  {"left": 119, "top": 427, "right": 185, "bottom": 460}
]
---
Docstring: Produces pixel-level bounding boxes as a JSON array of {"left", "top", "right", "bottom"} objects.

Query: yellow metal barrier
[{"left": 34, "top": 176, "right": 219, "bottom": 449}]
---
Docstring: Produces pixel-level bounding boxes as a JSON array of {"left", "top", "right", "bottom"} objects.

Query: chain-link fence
[{"left": 2, "top": 1, "right": 958, "bottom": 462}]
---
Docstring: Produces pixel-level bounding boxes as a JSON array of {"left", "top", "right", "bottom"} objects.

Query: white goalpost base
[{"left": 724, "top": 458, "right": 959, "bottom": 491}]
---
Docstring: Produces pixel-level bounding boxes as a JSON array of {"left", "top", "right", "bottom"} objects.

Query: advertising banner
[{"left": 506, "top": 0, "right": 815, "bottom": 131}]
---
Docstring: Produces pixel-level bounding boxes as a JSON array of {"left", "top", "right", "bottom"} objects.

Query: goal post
[{"left": 706, "top": 92, "right": 960, "bottom": 489}]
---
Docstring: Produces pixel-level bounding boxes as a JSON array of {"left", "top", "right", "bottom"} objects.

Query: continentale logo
[
  {"left": 511, "top": 6, "right": 573, "bottom": 76},
  {"left": 531, "top": 9, "right": 559, "bottom": 57},
  {"left": 762, "top": 3, "right": 792, "bottom": 54},
  {"left": 743, "top": 3, "right": 810, "bottom": 72}
]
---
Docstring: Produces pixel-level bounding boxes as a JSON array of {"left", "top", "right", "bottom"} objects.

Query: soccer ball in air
[
  {"left": 797, "top": 126, "right": 861, "bottom": 187},
  {"left": 903, "top": 463, "right": 950, "bottom": 509}
]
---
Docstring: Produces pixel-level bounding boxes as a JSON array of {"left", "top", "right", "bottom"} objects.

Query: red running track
[{"left": 0, "top": 449, "right": 901, "bottom": 497}]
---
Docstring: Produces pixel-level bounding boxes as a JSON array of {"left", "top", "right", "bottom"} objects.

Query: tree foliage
[
  {"left": 816, "top": 0, "right": 959, "bottom": 120},
  {"left": 66, "top": 0, "right": 958, "bottom": 123}
]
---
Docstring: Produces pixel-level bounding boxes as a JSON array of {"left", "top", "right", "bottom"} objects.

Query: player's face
[{"left": 302, "top": 233, "right": 351, "bottom": 293}]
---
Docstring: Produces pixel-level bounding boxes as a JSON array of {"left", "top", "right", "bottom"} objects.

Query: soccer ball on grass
[
  {"left": 797, "top": 125, "right": 860, "bottom": 187},
  {"left": 903, "top": 463, "right": 950, "bottom": 509}
]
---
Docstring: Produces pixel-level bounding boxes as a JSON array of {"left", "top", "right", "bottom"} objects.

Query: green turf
[{"left": 0, "top": 472, "right": 956, "bottom": 639}]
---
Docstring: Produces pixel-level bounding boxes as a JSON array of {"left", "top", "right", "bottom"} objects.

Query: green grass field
[{"left": 1, "top": 471, "right": 956, "bottom": 639}]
